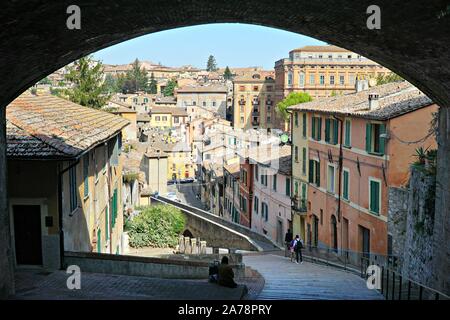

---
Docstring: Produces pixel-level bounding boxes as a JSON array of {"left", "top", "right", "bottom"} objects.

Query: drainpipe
[
  {"left": 58, "top": 159, "right": 80, "bottom": 270},
  {"left": 333, "top": 115, "right": 344, "bottom": 253}
]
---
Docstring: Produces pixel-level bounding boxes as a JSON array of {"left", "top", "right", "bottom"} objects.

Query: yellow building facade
[{"left": 232, "top": 72, "right": 278, "bottom": 130}]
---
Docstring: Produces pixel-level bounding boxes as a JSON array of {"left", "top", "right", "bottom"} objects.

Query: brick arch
[
  {"left": 182, "top": 229, "right": 194, "bottom": 239},
  {"left": 0, "top": 1, "right": 449, "bottom": 108}
]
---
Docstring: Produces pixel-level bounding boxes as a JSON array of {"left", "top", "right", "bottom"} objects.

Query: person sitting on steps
[{"left": 218, "top": 256, "right": 238, "bottom": 288}]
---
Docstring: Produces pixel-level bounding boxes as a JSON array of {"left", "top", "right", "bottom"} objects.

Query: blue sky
[{"left": 93, "top": 23, "right": 326, "bottom": 69}]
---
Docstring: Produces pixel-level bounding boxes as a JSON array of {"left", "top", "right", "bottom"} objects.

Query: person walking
[
  {"left": 289, "top": 237, "right": 297, "bottom": 262},
  {"left": 294, "top": 235, "right": 304, "bottom": 264},
  {"left": 284, "top": 229, "right": 293, "bottom": 257}
]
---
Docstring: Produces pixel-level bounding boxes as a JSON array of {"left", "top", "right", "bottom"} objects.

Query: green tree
[
  {"left": 149, "top": 72, "right": 158, "bottom": 94},
  {"left": 103, "top": 73, "right": 118, "bottom": 94},
  {"left": 376, "top": 72, "right": 404, "bottom": 85},
  {"left": 62, "top": 55, "right": 109, "bottom": 109},
  {"left": 223, "top": 66, "right": 233, "bottom": 80},
  {"left": 126, "top": 204, "right": 186, "bottom": 248},
  {"left": 121, "top": 58, "right": 149, "bottom": 93},
  {"left": 206, "top": 55, "right": 218, "bottom": 72},
  {"left": 163, "top": 78, "right": 177, "bottom": 96},
  {"left": 38, "top": 77, "right": 52, "bottom": 85},
  {"left": 276, "top": 92, "right": 313, "bottom": 121}
]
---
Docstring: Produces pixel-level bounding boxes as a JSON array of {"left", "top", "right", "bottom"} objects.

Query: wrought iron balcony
[{"left": 291, "top": 196, "right": 307, "bottom": 214}]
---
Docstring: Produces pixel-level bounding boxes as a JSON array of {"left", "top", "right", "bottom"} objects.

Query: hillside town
[{"left": 22, "top": 44, "right": 437, "bottom": 259}]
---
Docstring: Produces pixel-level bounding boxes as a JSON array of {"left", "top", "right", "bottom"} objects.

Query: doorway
[
  {"left": 312, "top": 215, "right": 319, "bottom": 247},
  {"left": 276, "top": 219, "right": 283, "bottom": 245},
  {"left": 13, "top": 205, "right": 43, "bottom": 265},
  {"left": 359, "top": 225, "right": 371, "bottom": 258}
]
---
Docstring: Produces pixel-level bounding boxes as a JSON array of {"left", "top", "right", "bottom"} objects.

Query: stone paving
[
  {"left": 13, "top": 268, "right": 247, "bottom": 300},
  {"left": 243, "top": 254, "right": 384, "bottom": 300}
]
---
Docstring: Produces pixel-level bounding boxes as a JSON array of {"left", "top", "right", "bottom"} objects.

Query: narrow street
[
  {"left": 168, "top": 182, "right": 207, "bottom": 210},
  {"left": 243, "top": 254, "right": 383, "bottom": 300}
]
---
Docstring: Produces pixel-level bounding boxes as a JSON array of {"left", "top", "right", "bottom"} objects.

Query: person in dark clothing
[
  {"left": 218, "top": 256, "right": 238, "bottom": 288},
  {"left": 294, "top": 235, "right": 304, "bottom": 264},
  {"left": 284, "top": 229, "right": 293, "bottom": 257}
]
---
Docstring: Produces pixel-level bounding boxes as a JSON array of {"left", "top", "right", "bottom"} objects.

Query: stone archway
[{"left": 0, "top": 0, "right": 449, "bottom": 297}]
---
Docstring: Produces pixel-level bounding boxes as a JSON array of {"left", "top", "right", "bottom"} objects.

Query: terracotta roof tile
[{"left": 6, "top": 92, "right": 129, "bottom": 159}]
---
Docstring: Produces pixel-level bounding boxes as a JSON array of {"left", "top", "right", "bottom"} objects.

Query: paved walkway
[
  {"left": 243, "top": 254, "right": 383, "bottom": 300},
  {"left": 13, "top": 269, "right": 247, "bottom": 300}
]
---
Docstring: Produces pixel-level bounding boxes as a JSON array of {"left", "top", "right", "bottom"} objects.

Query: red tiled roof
[{"left": 6, "top": 92, "right": 129, "bottom": 159}]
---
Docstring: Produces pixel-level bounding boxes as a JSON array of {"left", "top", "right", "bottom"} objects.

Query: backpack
[
  {"left": 295, "top": 239, "right": 304, "bottom": 250},
  {"left": 289, "top": 239, "right": 296, "bottom": 249}
]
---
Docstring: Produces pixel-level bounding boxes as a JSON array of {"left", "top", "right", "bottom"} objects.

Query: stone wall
[
  {"left": 388, "top": 167, "right": 437, "bottom": 289},
  {"left": 387, "top": 187, "right": 408, "bottom": 258},
  {"left": 0, "top": 109, "right": 14, "bottom": 298}
]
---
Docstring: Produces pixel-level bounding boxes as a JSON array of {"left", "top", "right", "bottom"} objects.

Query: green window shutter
[
  {"left": 286, "top": 178, "right": 291, "bottom": 196},
  {"left": 302, "top": 113, "right": 307, "bottom": 137},
  {"left": 301, "top": 183, "right": 306, "bottom": 200},
  {"left": 333, "top": 119, "right": 339, "bottom": 144},
  {"left": 318, "top": 118, "right": 322, "bottom": 140},
  {"left": 365, "top": 123, "right": 372, "bottom": 153},
  {"left": 302, "top": 148, "right": 306, "bottom": 174},
  {"left": 311, "top": 117, "right": 316, "bottom": 139},
  {"left": 379, "top": 124, "right": 386, "bottom": 155},
  {"left": 343, "top": 171, "right": 349, "bottom": 200},
  {"left": 345, "top": 120, "right": 351, "bottom": 146},
  {"left": 309, "top": 160, "right": 314, "bottom": 183},
  {"left": 273, "top": 174, "right": 277, "bottom": 190},
  {"left": 294, "top": 181, "right": 299, "bottom": 195},
  {"left": 370, "top": 180, "right": 380, "bottom": 214},
  {"left": 97, "top": 229, "right": 101, "bottom": 253},
  {"left": 325, "top": 118, "right": 331, "bottom": 143},
  {"left": 105, "top": 207, "right": 109, "bottom": 241},
  {"left": 316, "top": 162, "right": 321, "bottom": 187},
  {"left": 295, "top": 112, "right": 298, "bottom": 126}
]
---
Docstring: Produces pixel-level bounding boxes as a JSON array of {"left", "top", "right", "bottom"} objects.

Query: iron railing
[{"left": 297, "top": 245, "right": 449, "bottom": 300}]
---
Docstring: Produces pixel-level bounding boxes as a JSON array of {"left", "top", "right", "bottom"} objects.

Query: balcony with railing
[{"left": 291, "top": 196, "right": 307, "bottom": 214}]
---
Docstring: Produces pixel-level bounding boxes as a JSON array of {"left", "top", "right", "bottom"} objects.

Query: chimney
[{"left": 368, "top": 93, "right": 379, "bottom": 110}]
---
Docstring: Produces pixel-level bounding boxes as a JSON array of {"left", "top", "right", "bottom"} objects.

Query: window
[
  {"left": 319, "top": 74, "right": 325, "bottom": 85},
  {"left": 285, "top": 178, "right": 291, "bottom": 197},
  {"left": 174, "top": 116, "right": 179, "bottom": 124},
  {"left": 344, "top": 119, "right": 351, "bottom": 147},
  {"left": 192, "top": 101, "right": 196, "bottom": 106},
  {"left": 273, "top": 174, "right": 277, "bottom": 191},
  {"left": 262, "top": 202, "right": 269, "bottom": 222},
  {"left": 325, "top": 118, "right": 339, "bottom": 145},
  {"left": 105, "top": 207, "right": 109, "bottom": 241},
  {"left": 294, "top": 146, "right": 299, "bottom": 163},
  {"left": 302, "top": 148, "right": 306, "bottom": 175},
  {"left": 349, "top": 74, "right": 356, "bottom": 85},
  {"left": 253, "top": 86, "right": 259, "bottom": 91},
  {"left": 212, "top": 101, "right": 216, "bottom": 107},
  {"left": 267, "top": 116, "right": 271, "bottom": 123},
  {"left": 155, "top": 116, "right": 161, "bottom": 121},
  {"left": 83, "top": 154, "right": 89, "bottom": 198},
  {"left": 294, "top": 112, "right": 299, "bottom": 127},
  {"left": 144, "top": 98, "right": 148, "bottom": 103},
  {"left": 309, "top": 74, "right": 315, "bottom": 85},
  {"left": 287, "top": 72, "right": 293, "bottom": 86},
  {"left": 309, "top": 160, "right": 320, "bottom": 186},
  {"left": 241, "top": 169, "right": 248, "bottom": 186},
  {"left": 239, "top": 86, "right": 245, "bottom": 91},
  {"left": 162, "top": 116, "right": 167, "bottom": 121},
  {"left": 311, "top": 116, "right": 322, "bottom": 140},
  {"left": 202, "top": 101, "right": 206, "bottom": 107},
  {"left": 111, "top": 188, "right": 118, "bottom": 228},
  {"left": 299, "top": 72, "right": 305, "bottom": 87},
  {"left": 369, "top": 179, "right": 381, "bottom": 214},
  {"left": 302, "top": 113, "right": 307, "bottom": 137},
  {"left": 69, "top": 166, "right": 77, "bottom": 212},
  {"left": 254, "top": 196, "right": 259, "bottom": 214},
  {"left": 261, "top": 170, "right": 268, "bottom": 187},
  {"left": 255, "top": 165, "right": 259, "bottom": 181},
  {"left": 330, "top": 75, "right": 335, "bottom": 85},
  {"left": 340, "top": 75, "right": 345, "bottom": 85},
  {"left": 133, "top": 98, "right": 138, "bottom": 103},
  {"left": 366, "top": 123, "right": 386, "bottom": 155},
  {"left": 343, "top": 169, "right": 350, "bottom": 201},
  {"left": 301, "top": 183, "right": 307, "bottom": 207},
  {"left": 327, "top": 165, "right": 336, "bottom": 193}
]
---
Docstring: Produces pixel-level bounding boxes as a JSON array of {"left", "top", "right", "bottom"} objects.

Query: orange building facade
[{"left": 288, "top": 81, "right": 437, "bottom": 256}]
